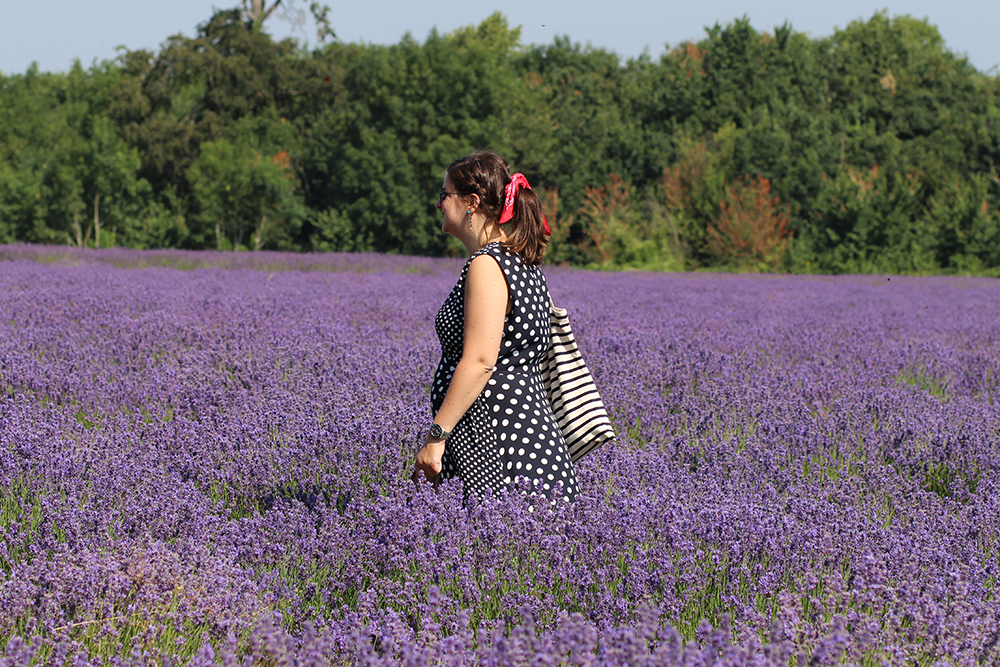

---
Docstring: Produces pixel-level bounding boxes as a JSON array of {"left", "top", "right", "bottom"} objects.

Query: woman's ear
[{"left": 466, "top": 193, "right": 481, "bottom": 213}]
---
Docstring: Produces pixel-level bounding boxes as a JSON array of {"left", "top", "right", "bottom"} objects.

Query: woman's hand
[{"left": 413, "top": 437, "right": 446, "bottom": 484}]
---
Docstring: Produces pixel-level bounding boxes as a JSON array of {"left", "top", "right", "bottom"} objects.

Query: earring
[{"left": 466, "top": 210, "right": 472, "bottom": 227}]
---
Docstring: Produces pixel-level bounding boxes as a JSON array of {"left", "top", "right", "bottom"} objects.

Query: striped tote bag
[{"left": 540, "top": 301, "right": 616, "bottom": 462}]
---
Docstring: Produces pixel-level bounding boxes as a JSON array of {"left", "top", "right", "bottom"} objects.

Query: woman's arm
[{"left": 414, "top": 254, "right": 508, "bottom": 481}]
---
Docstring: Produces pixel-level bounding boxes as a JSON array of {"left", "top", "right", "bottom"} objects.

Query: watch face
[{"left": 430, "top": 424, "right": 445, "bottom": 439}]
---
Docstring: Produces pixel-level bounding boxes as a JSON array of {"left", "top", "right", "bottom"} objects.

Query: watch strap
[{"left": 429, "top": 423, "right": 450, "bottom": 440}]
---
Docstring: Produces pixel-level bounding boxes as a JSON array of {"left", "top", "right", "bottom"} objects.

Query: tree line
[{"left": 2, "top": 9, "right": 999, "bottom": 274}]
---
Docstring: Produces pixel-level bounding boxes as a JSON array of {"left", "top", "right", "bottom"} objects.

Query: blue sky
[{"left": 2, "top": 0, "right": 997, "bottom": 75}]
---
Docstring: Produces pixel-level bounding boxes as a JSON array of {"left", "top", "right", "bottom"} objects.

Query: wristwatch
[{"left": 428, "top": 423, "right": 451, "bottom": 441}]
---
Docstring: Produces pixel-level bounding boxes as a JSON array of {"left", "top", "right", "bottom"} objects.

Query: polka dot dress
[{"left": 431, "top": 242, "right": 580, "bottom": 502}]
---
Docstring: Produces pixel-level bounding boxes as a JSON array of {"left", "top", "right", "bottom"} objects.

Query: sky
[{"left": 1, "top": 0, "right": 997, "bottom": 76}]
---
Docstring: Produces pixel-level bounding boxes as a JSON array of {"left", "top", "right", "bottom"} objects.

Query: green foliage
[
  {"left": 572, "top": 173, "right": 684, "bottom": 271},
  {"left": 2, "top": 9, "right": 1000, "bottom": 274},
  {"left": 0, "top": 62, "right": 157, "bottom": 248},
  {"left": 187, "top": 137, "right": 304, "bottom": 250},
  {"left": 302, "top": 13, "right": 531, "bottom": 255},
  {"left": 792, "top": 162, "right": 936, "bottom": 273}
]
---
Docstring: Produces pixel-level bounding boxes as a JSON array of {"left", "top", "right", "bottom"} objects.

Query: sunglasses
[{"left": 438, "top": 189, "right": 462, "bottom": 202}]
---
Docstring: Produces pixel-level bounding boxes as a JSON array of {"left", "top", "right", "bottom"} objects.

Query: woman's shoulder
[
  {"left": 465, "top": 241, "right": 503, "bottom": 267},
  {"left": 468, "top": 242, "right": 508, "bottom": 270},
  {"left": 462, "top": 243, "right": 503, "bottom": 276},
  {"left": 466, "top": 241, "right": 507, "bottom": 267}
]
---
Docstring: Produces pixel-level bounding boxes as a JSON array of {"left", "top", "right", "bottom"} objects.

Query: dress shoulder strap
[{"left": 476, "top": 241, "right": 521, "bottom": 275}]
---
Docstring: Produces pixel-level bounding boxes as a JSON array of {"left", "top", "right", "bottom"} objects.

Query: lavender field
[{"left": 1, "top": 246, "right": 999, "bottom": 666}]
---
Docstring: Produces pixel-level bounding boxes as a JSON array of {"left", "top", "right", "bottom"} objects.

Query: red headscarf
[{"left": 497, "top": 173, "right": 551, "bottom": 235}]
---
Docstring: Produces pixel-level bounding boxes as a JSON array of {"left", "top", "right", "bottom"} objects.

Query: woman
[{"left": 413, "top": 149, "right": 580, "bottom": 502}]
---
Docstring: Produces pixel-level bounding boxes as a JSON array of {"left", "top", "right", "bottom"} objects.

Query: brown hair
[{"left": 446, "top": 149, "right": 548, "bottom": 266}]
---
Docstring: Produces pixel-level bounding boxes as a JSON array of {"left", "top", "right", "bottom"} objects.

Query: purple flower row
[{"left": 1, "top": 245, "right": 998, "bottom": 664}]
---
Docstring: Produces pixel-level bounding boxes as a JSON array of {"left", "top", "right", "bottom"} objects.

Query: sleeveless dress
[{"left": 431, "top": 242, "right": 580, "bottom": 502}]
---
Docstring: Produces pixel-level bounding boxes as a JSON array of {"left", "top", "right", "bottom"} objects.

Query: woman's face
[{"left": 435, "top": 174, "right": 468, "bottom": 238}]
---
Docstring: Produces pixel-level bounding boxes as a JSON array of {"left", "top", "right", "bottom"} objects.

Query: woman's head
[{"left": 444, "top": 149, "right": 548, "bottom": 265}]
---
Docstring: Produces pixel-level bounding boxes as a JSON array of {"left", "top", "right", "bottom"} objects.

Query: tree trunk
[
  {"left": 242, "top": 0, "right": 283, "bottom": 32},
  {"left": 255, "top": 215, "right": 266, "bottom": 250},
  {"left": 93, "top": 193, "right": 101, "bottom": 249},
  {"left": 70, "top": 213, "right": 84, "bottom": 248}
]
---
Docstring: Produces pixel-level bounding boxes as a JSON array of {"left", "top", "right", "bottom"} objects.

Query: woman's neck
[{"left": 463, "top": 230, "right": 507, "bottom": 256}]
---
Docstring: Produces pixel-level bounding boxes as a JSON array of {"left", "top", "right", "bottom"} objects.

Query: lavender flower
[{"left": 1, "top": 245, "right": 998, "bottom": 664}]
